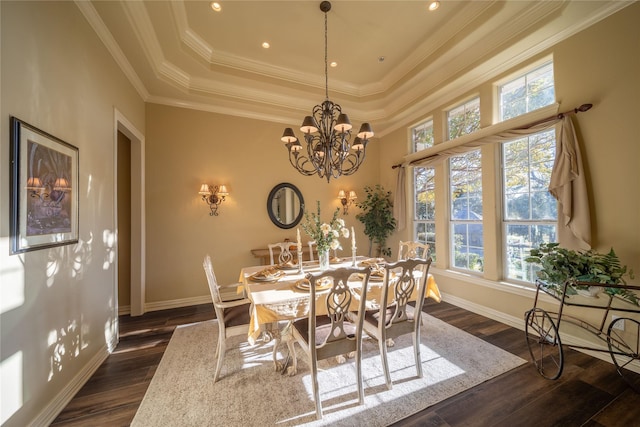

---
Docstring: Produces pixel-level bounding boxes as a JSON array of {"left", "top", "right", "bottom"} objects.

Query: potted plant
[
  {"left": 525, "top": 242, "right": 638, "bottom": 305},
  {"left": 355, "top": 185, "right": 396, "bottom": 258}
]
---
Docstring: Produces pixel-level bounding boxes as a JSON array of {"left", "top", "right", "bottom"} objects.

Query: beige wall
[
  {"left": 0, "top": 2, "right": 145, "bottom": 426},
  {"left": 144, "top": 104, "right": 379, "bottom": 304},
  {"left": 378, "top": 4, "right": 640, "bottom": 329}
]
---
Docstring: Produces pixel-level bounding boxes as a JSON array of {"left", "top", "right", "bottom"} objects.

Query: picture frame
[{"left": 10, "top": 117, "right": 79, "bottom": 254}]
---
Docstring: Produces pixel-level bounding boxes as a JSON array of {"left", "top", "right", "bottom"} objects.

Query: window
[
  {"left": 499, "top": 62, "right": 554, "bottom": 121},
  {"left": 450, "top": 150, "right": 483, "bottom": 272},
  {"left": 448, "top": 97, "right": 480, "bottom": 140},
  {"left": 411, "top": 119, "right": 435, "bottom": 258},
  {"left": 414, "top": 167, "right": 436, "bottom": 260},
  {"left": 412, "top": 119, "right": 434, "bottom": 152},
  {"left": 502, "top": 130, "right": 557, "bottom": 282},
  {"left": 447, "top": 98, "right": 482, "bottom": 272},
  {"left": 499, "top": 61, "right": 557, "bottom": 283}
]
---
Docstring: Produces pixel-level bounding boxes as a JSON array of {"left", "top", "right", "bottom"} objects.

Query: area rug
[{"left": 131, "top": 313, "right": 526, "bottom": 426}]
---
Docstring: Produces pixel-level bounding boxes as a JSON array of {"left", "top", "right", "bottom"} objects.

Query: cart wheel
[
  {"left": 525, "top": 308, "right": 563, "bottom": 380},
  {"left": 607, "top": 317, "right": 640, "bottom": 393}
]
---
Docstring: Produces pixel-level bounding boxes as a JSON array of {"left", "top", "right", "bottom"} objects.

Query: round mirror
[{"left": 267, "top": 183, "right": 304, "bottom": 229}]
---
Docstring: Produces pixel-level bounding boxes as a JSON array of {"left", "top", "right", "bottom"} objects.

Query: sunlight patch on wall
[
  {"left": 45, "top": 256, "right": 61, "bottom": 288},
  {"left": 0, "top": 241, "right": 25, "bottom": 314},
  {"left": 47, "top": 320, "right": 80, "bottom": 381},
  {"left": 102, "top": 229, "right": 116, "bottom": 270},
  {"left": 1, "top": 351, "right": 23, "bottom": 424},
  {"left": 104, "top": 313, "right": 117, "bottom": 353},
  {"left": 72, "top": 233, "right": 94, "bottom": 279}
]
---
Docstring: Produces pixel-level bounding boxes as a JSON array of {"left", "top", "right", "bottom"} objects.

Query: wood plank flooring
[{"left": 51, "top": 300, "right": 640, "bottom": 426}]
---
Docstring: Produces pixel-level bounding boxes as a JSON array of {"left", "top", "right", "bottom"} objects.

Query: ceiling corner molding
[
  {"left": 75, "top": 1, "right": 149, "bottom": 100},
  {"left": 147, "top": 95, "right": 296, "bottom": 126},
  {"left": 159, "top": 62, "right": 191, "bottom": 88},
  {"left": 121, "top": 0, "right": 172, "bottom": 81},
  {"left": 379, "top": 1, "right": 498, "bottom": 93}
]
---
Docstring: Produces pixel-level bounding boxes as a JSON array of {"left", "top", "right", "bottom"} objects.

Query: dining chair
[
  {"left": 268, "top": 242, "right": 294, "bottom": 265},
  {"left": 398, "top": 241, "right": 430, "bottom": 261},
  {"left": 361, "top": 257, "right": 432, "bottom": 390},
  {"left": 308, "top": 240, "right": 316, "bottom": 261},
  {"left": 202, "top": 255, "right": 252, "bottom": 382},
  {"left": 290, "top": 266, "right": 371, "bottom": 420}
]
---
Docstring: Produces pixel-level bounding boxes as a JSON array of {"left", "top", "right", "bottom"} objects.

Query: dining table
[{"left": 238, "top": 257, "right": 441, "bottom": 346}]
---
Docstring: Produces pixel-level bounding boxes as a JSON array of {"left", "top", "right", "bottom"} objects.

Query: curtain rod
[{"left": 391, "top": 103, "right": 593, "bottom": 169}]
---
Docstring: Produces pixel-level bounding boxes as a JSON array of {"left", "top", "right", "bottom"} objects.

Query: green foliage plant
[
  {"left": 525, "top": 242, "right": 638, "bottom": 306},
  {"left": 355, "top": 185, "right": 397, "bottom": 257}
]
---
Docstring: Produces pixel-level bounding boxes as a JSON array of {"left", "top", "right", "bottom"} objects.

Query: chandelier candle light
[{"left": 280, "top": 1, "right": 374, "bottom": 183}]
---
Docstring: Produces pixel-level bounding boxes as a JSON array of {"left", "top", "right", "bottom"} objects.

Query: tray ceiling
[{"left": 79, "top": 1, "right": 629, "bottom": 136}]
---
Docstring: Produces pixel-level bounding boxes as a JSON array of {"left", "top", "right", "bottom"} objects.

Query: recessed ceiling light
[
  {"left": 330, "top": 61, "right": 338, "bottom": 68},
  {"left": 378, "top": 56, "right": 385, "bottom": 63},
  {"left": 428, "top": 1, "right": 440, "bottom": 11},
  {"left": 210, "top": 2, "right": 221, "bottom": 12},
  {"left": 262, "top": 42, "right": 270, "bottom": 49}
]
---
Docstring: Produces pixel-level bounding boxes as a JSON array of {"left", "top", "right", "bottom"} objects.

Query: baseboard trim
[
  {"left": 31, "top": 344, "right": 110, "bottom": 427},
  {"left": 144, "top": 295, "right": 212, "bottom": 313}
]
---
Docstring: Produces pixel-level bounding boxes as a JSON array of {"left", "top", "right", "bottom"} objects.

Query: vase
[{"left": 318, "top": 249, "right": 330, "bottom": 271}]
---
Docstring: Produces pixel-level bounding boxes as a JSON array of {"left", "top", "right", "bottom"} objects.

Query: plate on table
[
  {"left": 329, "top": 257, "right": 342, "bottom": 264},
  {"left": 249, "top": 269, "right": 285, "bottom": 282},
  {"left": 358, "top": 270, "right": 391, "bottom": 282},
  {"left": 293, "top": 278, "right": 332, "bottom": 292},
  {"left": 358, "top": 258, "right": 386, "bottom": 268},
  {"left": 276, "top": 262, "right": 298, "bottom": 271}
]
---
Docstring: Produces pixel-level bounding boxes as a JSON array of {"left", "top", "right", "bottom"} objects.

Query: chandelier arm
[{"left": 289, "top": 152, "right": 324, "bottom": 176}]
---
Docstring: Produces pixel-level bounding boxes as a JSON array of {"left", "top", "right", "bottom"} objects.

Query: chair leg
[
  {"left": 379, "top": 334, "right": 392, "bottom": 390},
  {"left": 311, "top": 355, "right": 322, "bottom": 420},
  {"left": 214, "top": 338, "right": 226, "bottom": 382},
  {"left": 413, "top": 327, "right": 423, "bottom": 378},
  {"left": 356, "top": 338, "right": 364, "bottom": 405}
]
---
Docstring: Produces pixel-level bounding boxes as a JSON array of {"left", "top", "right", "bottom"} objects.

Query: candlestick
[
  {"left": 296, "top": 228, "right": 302, "bottom": 252},
  {"left": 351, "top": 226, "right": 357, "bottom": 266},
  {"left": 297, "top": 248, "right": 304, "bottom": 273},
  {"left": 351, "top": 227, "right": 356, "bottom": 249}
]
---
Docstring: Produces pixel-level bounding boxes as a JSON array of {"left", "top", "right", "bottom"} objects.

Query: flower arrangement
[{"left": 301, "top": 201, "right": 350, "bottom": 254}]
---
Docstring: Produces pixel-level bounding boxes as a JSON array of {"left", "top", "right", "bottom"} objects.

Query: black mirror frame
[{"left": 267, "top": 182, "right": 304, "bottom": 229}]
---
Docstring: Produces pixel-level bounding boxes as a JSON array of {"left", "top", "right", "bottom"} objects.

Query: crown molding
[{"left": 74, "top": 1, "right": 149, "bottom": 101}]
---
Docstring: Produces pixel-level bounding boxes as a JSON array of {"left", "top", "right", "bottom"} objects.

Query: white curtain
[
  {"left": 393, "top": 166, "right": 406, "bottom": 231},
  {"left": 405, "top": 113, "right": 591, "bottom": 249}
]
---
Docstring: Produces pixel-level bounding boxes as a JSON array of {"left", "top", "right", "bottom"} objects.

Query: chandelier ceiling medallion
[{"left": 280, "top": 1, "right": 374, "bottom": 183}]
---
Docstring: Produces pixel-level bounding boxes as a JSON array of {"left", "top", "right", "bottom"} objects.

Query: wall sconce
[
  {"left": 338, "top": 190, "right": 357, "bottom": 215},
  {"left": 199, "top": 184, "right": 229, "bottom": 216}
]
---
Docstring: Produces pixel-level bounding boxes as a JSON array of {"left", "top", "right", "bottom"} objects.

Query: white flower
[
  {"left": 337, "top": 218, "right": 345, "bottom": 227},
  {"left": 341, "top": 228, "right": 350, "bottom": 238},
  {"left": 320, "top": 223, "right": 331, "bottom": 235},
  {"left": 330, "top": 240, "right": 340, "bottom": 250},
  {"left": 331, "top": 230, "right": 339, "bottom": 238}
]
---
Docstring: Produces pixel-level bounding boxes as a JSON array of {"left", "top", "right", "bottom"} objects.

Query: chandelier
[{"left": 280, "top": 1, "right": 374, "bottom": 183}]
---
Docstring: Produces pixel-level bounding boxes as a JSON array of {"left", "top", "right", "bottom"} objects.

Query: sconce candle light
[
  {"left": 338, "top": 190, "right": 357, "bottom": 215},
  {"left": 199, "top": 184, "right": 229, "bottom": 216}
]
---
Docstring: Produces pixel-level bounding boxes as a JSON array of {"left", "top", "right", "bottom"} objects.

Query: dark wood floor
[{"left": 52, "top": 300, "right": 640, "bottom": 426}]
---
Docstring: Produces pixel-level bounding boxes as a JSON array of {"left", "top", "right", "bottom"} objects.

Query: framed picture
[{"left": 10, "top": 117, "right": 79, "bottom": 254}]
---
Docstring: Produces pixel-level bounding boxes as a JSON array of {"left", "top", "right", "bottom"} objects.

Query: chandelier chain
[{"left": 324, "top": 9, "right": 328, "bottom": 100}]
